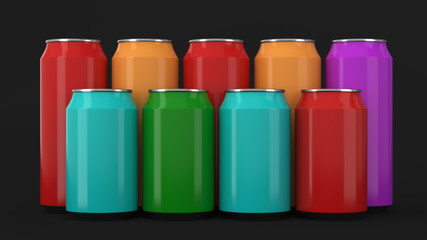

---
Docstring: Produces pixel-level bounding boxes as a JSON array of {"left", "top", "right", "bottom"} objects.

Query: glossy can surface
[
  {"left": 66, "top": 90, "right": 138, "bottom": 213},
  {"left": 183, "top": 39, "right": 250, "bottom": 206},
  {"left": 325, "top": 40, "right": 393, "bottom": 207},
  {"left": 219, "top": 90, "right": 291, "bottom": 213},
  {"left": 143, "top": 90, "right": 214, "bottom": 213},
  {"left": 40, "top": 40, "right": 107, "bottom": 207},
  {"left": 254, "top": 40, "right": 321, "bottom": 206},
  {"left": 112, "top": 39, "right": 179, "bottom": 206},
  {"left": 296, "top": 90, "right": 367, "bottom": 213}
]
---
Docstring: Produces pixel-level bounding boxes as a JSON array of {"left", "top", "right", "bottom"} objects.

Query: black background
[{"left": 1, "top": 0, "right": 426, "bottom": 238}]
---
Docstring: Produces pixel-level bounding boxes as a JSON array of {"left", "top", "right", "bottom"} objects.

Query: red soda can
[
  {"left": 40, "top": 39, "right": 107, "bottom": 209},
  {"left": 183, "top": 39, "right": 250, "bottom": 206},
  {"left": 295, "top": 89, "right": 367, "bottom": 216}
]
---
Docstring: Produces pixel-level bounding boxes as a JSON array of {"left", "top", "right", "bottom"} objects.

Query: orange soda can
[
  {"left": 254, "top": 39, "right": 321, "bottom": 206},
  {"left": 112, "top": 39, "right": 179, "bottom": 207}
]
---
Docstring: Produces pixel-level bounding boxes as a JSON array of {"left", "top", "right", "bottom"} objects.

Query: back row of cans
[{"left": 40, "top": 38, "right": 393, "bottom": 210}]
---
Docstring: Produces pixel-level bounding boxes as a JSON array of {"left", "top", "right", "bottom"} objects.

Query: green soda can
[{"left": 143, "top": 89, "right": 214, "bottom": 219}]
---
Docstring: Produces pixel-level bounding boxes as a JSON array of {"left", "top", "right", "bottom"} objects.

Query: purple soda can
[{"left": 325, "top": 39, "right": 393, "bottom": 208}]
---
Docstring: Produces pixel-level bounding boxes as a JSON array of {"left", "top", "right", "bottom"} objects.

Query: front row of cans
[{"left": 66, "top": 88, "right": 367, "bottom": 218}]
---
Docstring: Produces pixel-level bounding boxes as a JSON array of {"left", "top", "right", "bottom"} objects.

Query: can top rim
[
  {"left": 149, "top": 89, "right": 208, "bottom": 93},
  {"left": 261, "top": 38, "right": 315, "bottom": 43},
  {"left": 45, "top": 38, "right": 101, "bottom": 43},
  {"left": 226, "top": 89, "right": 285, "bottom": 93},
  {"left": 189, "top": 38, "right": 244, "bottom": 43},
  {"left": 117, "top": 38, "right": 172, "bottom": 43},
  {"left": 332, "top": 38, "right": 387, "bottom": 43},
  {"left": 72, "top": 89, "right": 132, "bottom": 93},
  {"left": 301, "top": 89, "right": 361, "bottom": 93}
]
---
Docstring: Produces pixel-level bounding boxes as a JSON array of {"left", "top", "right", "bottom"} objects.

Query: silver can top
[
  {"left": 226, "top": 89, "right": 285, "bottom": 93},
  {"left": 72, "top": 89, "right": 132, "bottom": 93},
  {"left": 189, "top": 38, "right": 243, "bottom": 43},
  {"left": 301, "top": 89, "right": 361, "bottom": 93},
  {"left": 332, "top": 38, "right": 387, "bottom": 43},
  {"left": 45, "top": 38, "right": 101, "bottom": 43},
  {"left": 261, "top": 39, "right": 315, "bottom": 43},
  {"left": 149, "top": 89, "right": 208, "bottom": 93},
  {"left": 117, "top": 38, "right": 172, "bottom": 43}
]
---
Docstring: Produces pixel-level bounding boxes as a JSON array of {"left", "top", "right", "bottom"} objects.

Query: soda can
[
  {"left": 296, "top": 89, "right": 367, "bottom": 216},
  {"left": 112, "top": 38, "right": 179, "bottom": 207},
  {"left": 66, "top": 89, "right": 138, "bottom": 216},
  {"left": 254, "top": 39, "right": 321, "bottom": 206},
  {"left": 40, "top": 39, "right": 107, "bottom": 210},
  {"left": 183, "top": 39, "right": 250, "bottom": 206},
  {"left": 325, "top": 39, "right": 393, "bottom": 208},
  {"left": 219, "top": 89, "right": 291, "bottom": 219},
  {"left": 143, "top": 89, "right": 214, "bottom": 218}
]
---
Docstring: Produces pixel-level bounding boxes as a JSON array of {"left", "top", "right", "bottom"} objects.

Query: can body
[
  {"left": 183, "top": 39, "right": 250, "bottom": 206},
  {"left": 254, "top": 39, "right": 321, "bottom": 206},
  {"left": 40, "top": 39, "right": 107, "bottom": 207},
  {"left": 66, "top": 90, "right": 138, "bottom": 213},
  {"left": 296, "top": 90, "right": 367, "bottom": 213},
  {"left": 219, "top": 90, "right": 291, "bottom": 214},
  {"left": 112, "top": 39, "right": 179, "bottom": 206},
  {"left": 325, "top": 39, "right": 393, "bottom": 207},
  {"left": 143, "top": 90, "right": 214, "bottom": 213}
]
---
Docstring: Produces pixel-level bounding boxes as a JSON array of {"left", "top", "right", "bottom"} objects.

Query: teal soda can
[
  {"left": 66, "top": 89, "right": 138, "bottom": 216},
  {"left": 219, "top": 89, "right": 291, "bottom": 219},
  {"left": 143, "top": 89, "right": 214, "bottom": 219}
]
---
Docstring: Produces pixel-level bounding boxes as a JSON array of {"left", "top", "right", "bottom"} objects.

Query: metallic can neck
[
  {"left": 189, "top": 38, "right": 243, "bottom": 43},
  {"left": 149, "top": 89, "right": 207, "bottom": 93},
  {"left": 46, "top": 38, "right": 101, "bottom": 43},
  {"left": 72, "top": 89, "right": 132, "bottom": 93},
  {"left": 117, "top": 38, "right": 172, "bottom": 43},
  {"left": 261, "top": 39, "right": 315, "bottom": 43},
  {"left": 301, "top": 89, "right": 361, "bottom": 93},
  {"left": 332, "top": 38, "right": 387, "bottom": 43},
  {"left": 226, "top": 89, "right": 284, "bottom": 93}
]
